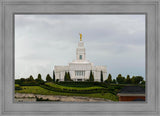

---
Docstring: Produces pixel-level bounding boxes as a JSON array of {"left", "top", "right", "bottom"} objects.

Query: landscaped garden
[
  {"left": 15, "top": 83, "right": 119, "bottom": 101},
  {"left": 15, "top": 73, "right": 145, "bottom": 101}
]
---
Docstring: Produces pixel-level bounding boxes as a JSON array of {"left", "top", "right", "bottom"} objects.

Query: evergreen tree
[
  {"left": 67, "top": 72, "right": 71, "bottom": 81},
  {"left": 56, "top": 79, "right": 59, "bottom": 82},
  {"left": 53, "top": 70, "right": 55, "bottom": 82},
  {"left": 131, "top": 76, "right": 136, "bottom": 84},
  {"left": 89, "top": 70, "right": 94, "bottom": 82},
  {"left": 63, "top": 72, "right": 71, "bottom": 82},
  {"left": 27, "top": 75, "right": 34, "bottom": 82},
  {"left": 100, "top": 71, "right": 103, "bottom": 82},
  {"left": 131, "top": 76, "right": 143, "bottom": 84},
  {"left": 38, "top": 74, "right": 42, "bottom": 80},
  {"left": 107, "top": 74, "right": 112, "bottom": 84},
  {"left": 20, "top": 78, "right": 26, "bottom": 83},
  {"left": 104, "top": 79, "right": 108, "bottom": 83},
  {"left": 46, "top": 74, "right": 52, "bottom": 82},
  {"left": 66, "top": 72, "right": 69, "bottom": 81},
  {"left": 112, "top": 79, "right": 116, "bottom": 84},
  {"left": 116, "top": 74, "right": 125, "bottom": 84},
  {"left": 125, "top": 75, "right": 131, "bottom": 84},
  {"left": 64, "top": 72, "right": 67, "bottom": 82},
  {"left": 35, "top": 74, "right": 44, "bottom": 84},
  {"left": 134, "top": 76, "right": 143, "bottom": 84},
  {"left": 141, "top": 80, "right": 145, "bottom": 85}
]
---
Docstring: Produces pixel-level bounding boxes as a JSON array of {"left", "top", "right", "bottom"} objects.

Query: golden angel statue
[{"left": 79, "top": 33, "right": 82, "bottom": 41}]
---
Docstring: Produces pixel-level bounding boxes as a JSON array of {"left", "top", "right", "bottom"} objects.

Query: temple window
[{"left": 79, "top": 55, "right": 82, "bottom": 60}]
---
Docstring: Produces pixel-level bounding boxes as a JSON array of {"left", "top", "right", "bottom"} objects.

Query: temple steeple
[
  {"left": 76, "top": 33, "right": 85, "bottom": 61},
  {"left": 54, "top": 34, "right": 107, "bottom": 82}
]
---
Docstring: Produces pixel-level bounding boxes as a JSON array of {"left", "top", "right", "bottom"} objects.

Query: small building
[
  {"left": 117, "top": 86, "right": 145, "bottom": 101},
  {"left": 54, "top": 34, "right": 107, "bottom": 82}
]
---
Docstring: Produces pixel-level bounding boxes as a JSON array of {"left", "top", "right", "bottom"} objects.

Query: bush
[
  {"left": 15, "top": 79, "right": 21, "bottom": 84},
  {"left": 101, "top": 90, "right": 105, "bottom": 96},
  {"left": 56, "top": 79, "right": 59, "bottom": 82},
  {"left": 55, "top": 82, "right": 108, "bottom": 88},
  {"left": 15, "top": 78, "right": 41, "bottom": 86},
  {"left": 106, "top": 85, "right": 123, "bottom": 95},
  {"left": 15, "top": 86, "right": 22, "bottom": 90},
  {"left": 19, "top": 81, "right": 39, "bottom": 86},
  {"left": 15, "top": 84, "right": 22, "bottom": 90},
  {"left": 40, "top": 83, "right": 108, "bottom": 94}
]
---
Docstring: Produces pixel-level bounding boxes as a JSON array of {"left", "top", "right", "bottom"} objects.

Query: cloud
[{"left": 15, "top": 15, "right": 145, "bottom": 80}]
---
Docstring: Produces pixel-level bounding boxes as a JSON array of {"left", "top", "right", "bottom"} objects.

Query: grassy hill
[{"left": 15, "top": 82, "right": 119, "bottom": 101}]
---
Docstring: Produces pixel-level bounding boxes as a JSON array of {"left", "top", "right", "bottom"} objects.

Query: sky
[{"left": 15, "top": 14, "right": 145, "bottom": 80}]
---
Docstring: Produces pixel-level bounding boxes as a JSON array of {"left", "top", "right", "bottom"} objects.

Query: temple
[{"left": 54, "top": 34, "right": 107, "bottom": 81}]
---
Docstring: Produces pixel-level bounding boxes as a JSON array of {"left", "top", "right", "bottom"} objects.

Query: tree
[
  {"left": 141, "top": 80, "right": 145, "bottom": 85},
  {"left": 100, "top": 71, "right": 103, "bottom": 82},
  {"left": 125, "top": 75, "right": 131, "bottom": 84},
  {"left": 64, "top": 72, "right": 69, "bottom": 82},
  {"left": 67, "top": 72, "right": 71, "bottom": 81},
  {"left": 20, "top": 78, "right": 26, "bottom": 83},
  {"left": 116, "top": 74, "right": 125, "bottom": 84},
  {"left": 64, "top": 72, "right": 67, "bottom": 81},
  {"left": 46, "top": 74, "right": 52, "bottom": 82},
  {"left": 104, "top": 79, "right": 108, "bottom": 83},
  {"left": 134, "top": 76, "right": 143, "bottom": 84},
  {"left": 56, "top": 79, "right": 59, "bottom": 82},
  {"left": 131, "top": 76, "right": 143, "bottom": 84},
  {"left": 131, "top": 76, "right": 135, "bottom": 84},
  {"left": 35, "top": 74, "right": 44, "bottom": 84},
  {"left": 89, "top": 70, "right": 94, "bottom": 82},
  {"left": 27, "top": 75, "right": 34, "bottom": 82},
  {"left": 53, "top": 70, "right": 55, "bottom": 82},
  {"left": 112, "top": 79, "right": 116, "bottom": 84},
  {"left": 107, "top": 74, "right": 112, "bottom": 84}
]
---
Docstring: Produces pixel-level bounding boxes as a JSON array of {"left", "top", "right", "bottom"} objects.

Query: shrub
[
  {"left": 40, "top": 83, "right": 108, "bottom": 94},
  {"left": 56, "top": 79, "right": 59, "bottom": 82},
  {"left": 19, "top": 81, "right": 39, "bottom": 86},
  {"left": 89, "top": 70, "right": 94, "bottom": 82},
  {"left": 46, "top": 74, "right": 53, "bottom": 82},
  {"left": 55, "top": 81, "right": 108, "bottom": 88},
  {"left": 15, "top": 87, "right": 22, "bottom": 90},
  {"left": 15, "top": 84, "right": 22, "bottom": 90}
]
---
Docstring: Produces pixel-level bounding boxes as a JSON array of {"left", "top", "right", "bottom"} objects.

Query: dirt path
[{"left": 15, "top": 93, "right": 112, "bottom": 102}]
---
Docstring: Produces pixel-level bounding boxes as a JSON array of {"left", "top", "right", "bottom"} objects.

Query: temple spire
[{"left": 79, "top": 33, "right": 82, "bottom": 41}]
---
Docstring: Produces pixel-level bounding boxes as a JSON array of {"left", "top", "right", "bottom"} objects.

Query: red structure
[
  {"left": 118, "top": 95, "right": 145, "bottom": 101},
  {"left": 117, "top": 86, "right": 145, "bottom": 101}
]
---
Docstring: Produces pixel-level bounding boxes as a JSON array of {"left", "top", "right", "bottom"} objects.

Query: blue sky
[{"left": 15, "top": 15, "right": 145, "bottom": 80}]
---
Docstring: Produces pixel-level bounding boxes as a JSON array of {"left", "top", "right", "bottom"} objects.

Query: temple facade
[{"left": 54, "top": 34, "right": 107, "bottom": 82}]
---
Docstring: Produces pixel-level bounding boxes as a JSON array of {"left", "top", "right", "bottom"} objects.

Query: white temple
[{"left": 54, "top": 34, "right": 107, "bottom": 82}]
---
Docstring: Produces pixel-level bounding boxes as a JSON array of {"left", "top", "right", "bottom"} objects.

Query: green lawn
[{"left": 15, "top": 86, "right": 118, "bottom": 101}]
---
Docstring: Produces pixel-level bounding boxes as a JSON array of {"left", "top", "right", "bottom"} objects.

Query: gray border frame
[{"left": 0, "top": 0, "right": 159, "bottom": 116}]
